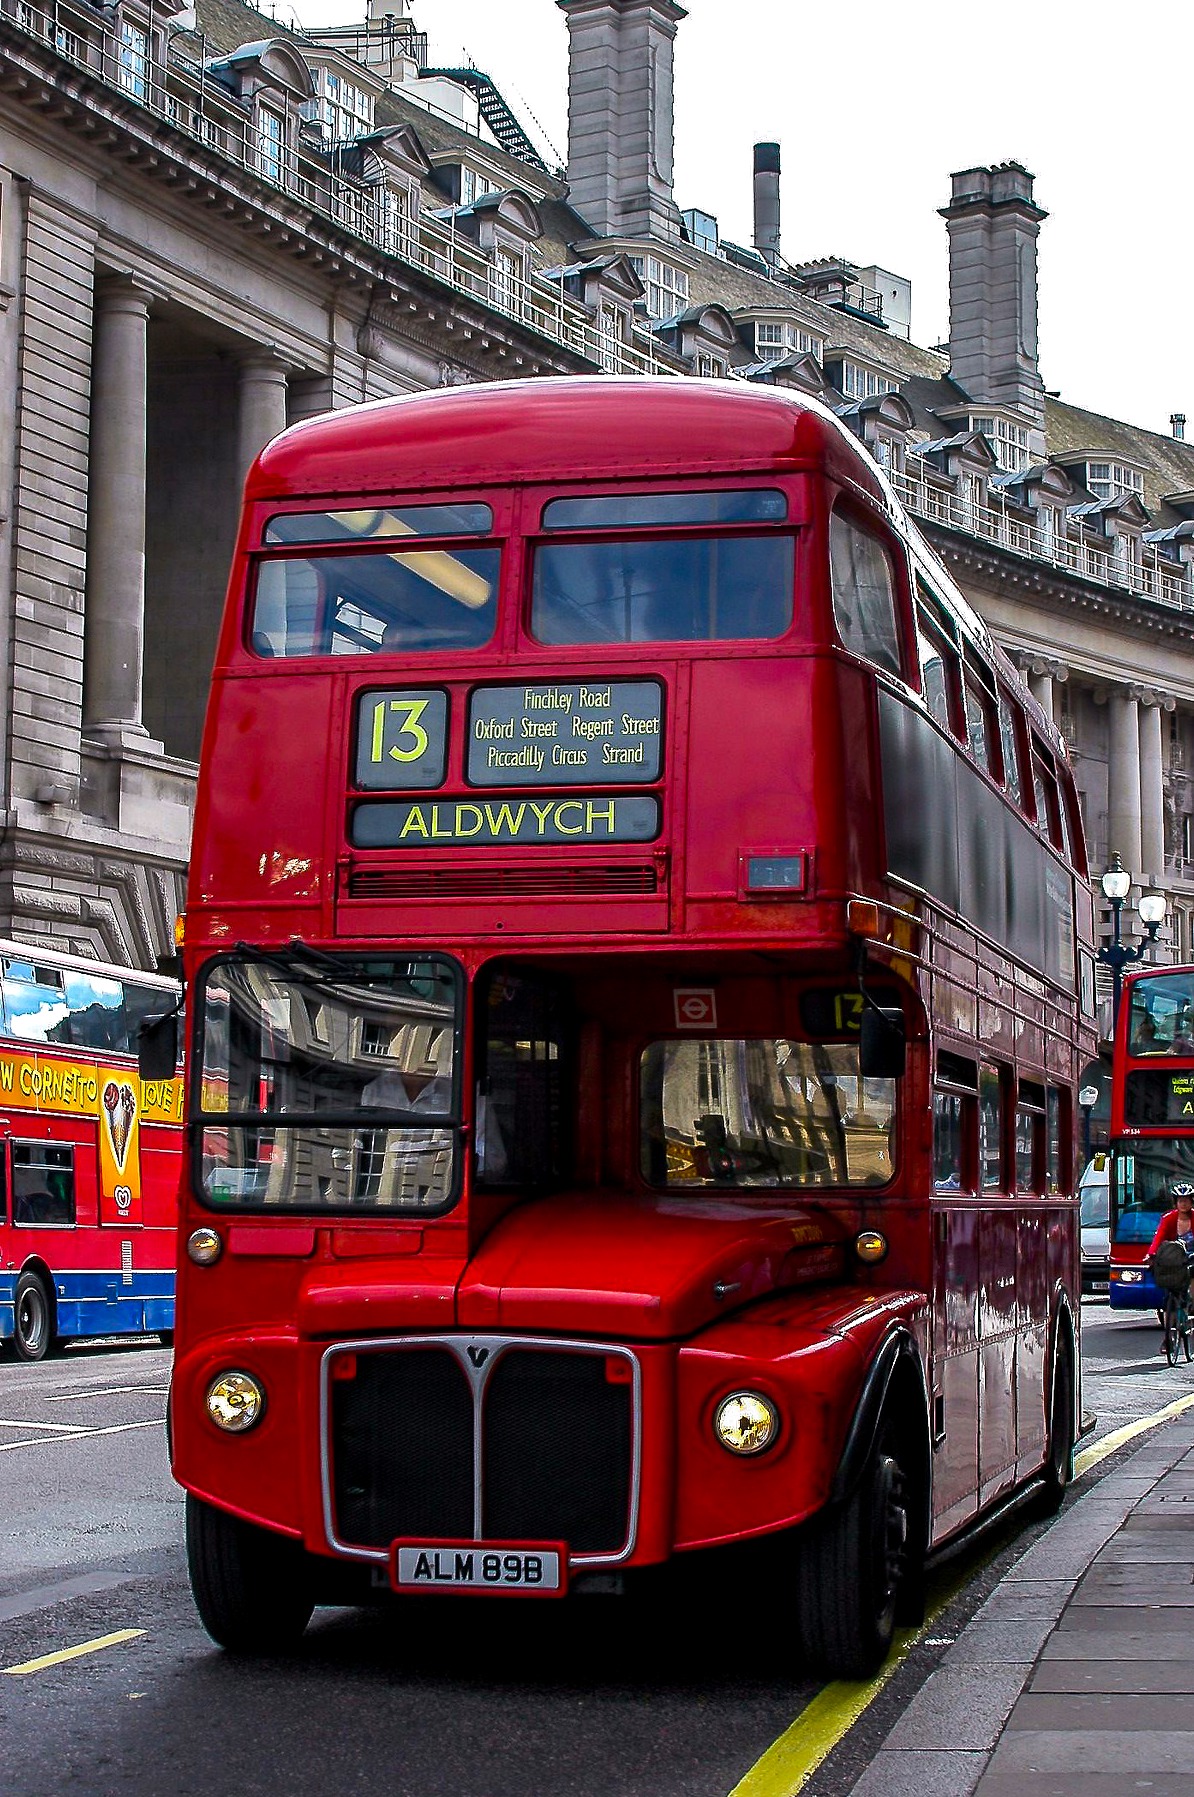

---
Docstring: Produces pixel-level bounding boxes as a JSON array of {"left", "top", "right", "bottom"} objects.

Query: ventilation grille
[{"left": 347, "top": 863, "right": 660, "bottom": 901}]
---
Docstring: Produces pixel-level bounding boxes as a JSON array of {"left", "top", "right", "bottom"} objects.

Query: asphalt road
[{"left": 0, "top": 1304, "right": 1186, "bottom": 1797}]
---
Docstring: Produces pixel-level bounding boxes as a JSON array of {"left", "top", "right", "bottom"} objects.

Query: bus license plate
[{"left": 390, "top": 1539, "right": 566, "bottom": 1597}]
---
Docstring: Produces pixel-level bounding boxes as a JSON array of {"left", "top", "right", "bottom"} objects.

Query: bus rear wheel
[
  {"left": 186, "top": 1494, "right": 315, "bottom": 1653},
  {"left": 792, "top": 1421, "right": 908, "bottom": 1679},
  {"left": 13, "top": 1271, "right": 54, "bottom": 1362}
]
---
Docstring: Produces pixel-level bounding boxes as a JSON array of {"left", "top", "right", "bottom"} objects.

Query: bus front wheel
[
  {"left": 1034, "top": 1332, "right": 1075, "bottom": 1517},
  {"left": 792, "top": 1421, "right": 908, "bottom": 1679},
  {"left": 186, "top": 1494, "right": 315, "bottom": 1653},
  {"left": 13, "top": 1271, "right": 54, "bottom": 1362}
]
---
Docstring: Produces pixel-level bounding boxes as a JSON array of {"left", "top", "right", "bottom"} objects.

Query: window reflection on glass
[
  {"left": 916, "top": 613, "right": 953, "bottom": 732},
  {"left": 532, "top": 535, "right": 793, "bottom": 645},
  {"left": 197, "top": 956, "right": 459, "bottom": 1212},
  {"left": 0, "top": 960, "right": 175, "bottom": 1056},
  {"left": 997, "top": 691, "right": 1024, "bottom": 805},
  {"left": 12, "top": 1142, "right": 75, "bottom": 1227},
  {"left": 933, "top": 1090, "right": 968, "bottom": 1190},
  {"left": 1113, "top": 1142, "right": 1194, "bottom": 1243},
  {"left": 542, "top": 490, "right": 786, "bottom": 531},
  {"left": 1015, "top": 1106, "right": 1041, "bottom": 1193},
  {"left": 829, "top": 514, "right": 901, "bottom": 676},
  {"left": 1127, "top": 972, "right": 1194, "bottom": 1057},
  {"left": 251, "top": 547, "right": 500, "bottom": 658},
  {"left": 979, "top": 1067, "right": 1002, "bottom": 1192},
  {"left": 1046, "top": 1086, "right": 1063, "bottom": 1193},
  {"left": 264, "top": 504, "right": 493, "bottom": 545},
  {"left": 640, "top": 1039, "right": 895, "bottom": 1191}
]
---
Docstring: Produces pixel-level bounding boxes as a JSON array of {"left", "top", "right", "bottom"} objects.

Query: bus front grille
[
  {"left": 346, "top": 863, "right": 659, "bottom": 900},
  {"left": 327, "top": 1339, "right": 637, "bottom": 1562}
]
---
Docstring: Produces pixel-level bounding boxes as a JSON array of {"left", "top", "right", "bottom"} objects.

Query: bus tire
[
  {"left": 1035, "top": 1330, "right": 1074, "bottom": 1517},
  {"left": 13, "top": 1271, "right": 54, "bottom": 1362},
  {"left": 792, "top": 1416, "right": 908, "bottom": 1679},
  {"left": 186, "top": 1494, "right": 315, "bottom": 1653}
]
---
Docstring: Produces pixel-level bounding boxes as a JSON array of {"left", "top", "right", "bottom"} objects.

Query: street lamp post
[{"left": 1097, "top": 852, "right": 1167, "bottom": 1027}]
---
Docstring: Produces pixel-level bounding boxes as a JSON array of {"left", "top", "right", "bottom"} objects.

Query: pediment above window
[
  {"left": 469, "top": 189, "right": 543, "bottom": 242},
  {"left": 361, "top": 124, "right": 433, "bottom": 182},
  {"left": 208, "top": 39, "right": 315, "bottom": 102}
]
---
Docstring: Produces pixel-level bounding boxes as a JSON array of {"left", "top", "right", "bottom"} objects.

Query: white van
[{"left": 1079, "top": 1154, "right": 1110, "bottom": 1293}]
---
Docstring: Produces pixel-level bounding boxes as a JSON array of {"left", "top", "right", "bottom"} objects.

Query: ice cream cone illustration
[{"left": 103, "top": 1079, "right": 136, "bottom": 1171}]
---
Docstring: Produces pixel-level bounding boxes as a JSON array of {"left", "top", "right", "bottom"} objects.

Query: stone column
[
  {"left": 1107, "top": 687, "right": 1143, "bottom": 878},
  {"left": 1139, "top": 694, "right": 1167, "bottom": 883},
  {"left": 1028, "top": 670, "right": 1054, "bottom": 724},
  {"left": 236, "top": 354, "right": 289, "bottom": 481},
  {"left": 83, "top": 277, "right": 153, "bottom": 738}
]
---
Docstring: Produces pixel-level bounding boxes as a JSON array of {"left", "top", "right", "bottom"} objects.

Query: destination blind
[
  {"left": 351, "top": 794, "right": 659, "bottom": 849},
  {"left": 468, "top": 682, "right": 662, "bottom": 786}
]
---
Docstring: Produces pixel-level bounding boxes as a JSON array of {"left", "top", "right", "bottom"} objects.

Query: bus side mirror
[
  {"left": 860, "top": 1007, "right": 906, "bottom": 1079},
  {"left": 138, "top": 1011, "right": 179, "bottom": 1082}
]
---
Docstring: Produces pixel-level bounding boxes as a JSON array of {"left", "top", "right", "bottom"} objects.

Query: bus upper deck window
[
  {"left": 251, "top": 544, "right": 501, "bottom": 658},
  {"left": 541, "top": 490, "right": 786, "bottom": 530},
  {"left": 532, "top": 533, "right": 794, "bottom": 646},
  {"left": 829, "top": 513, "right": 902, "bottom": 677},
  {"left": 997, "top": 689, "right": 1025, "bottom": 807},
  {"left": 264, "top": 503, "right": 494, "bottom": 545}
]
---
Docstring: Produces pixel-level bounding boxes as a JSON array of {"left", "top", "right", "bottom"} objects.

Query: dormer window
[
  {"left": 257, "top": 104, "right": 286, "bottom": 184},
  {"left": 381, "top": 184, "right": 414, "bottom": 255},
  {"left": 754, "top": 321, "right": 825, "bottom": 364},
  {"left": 1087, "top": 461, "right": 1144, "bottom": 501},
  {"left": 314, "top": 66, "right": 374, "bottom": 141},
  {"left": 598, "top": 303, "right": 627, "bottom": 373},
  {"left": 970, "top": 415, "right": 1029, "bottom": 473},
  {"left": 838, "top": 360, "right": 898, "bottom": 400},
  {"left": 459, "top": 167, "right": 496, "bottom": 209},
  {"left": 872, "top": 437, "right": 906, "bottom": 475},
  {"left": 630, "top": 256, "right": 688, "bottom": 321},
  {"left": 118, "top": 18, "right": 149, "bottom": 99}
]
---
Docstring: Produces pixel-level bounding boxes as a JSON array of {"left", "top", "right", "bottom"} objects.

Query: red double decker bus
[
  {"left": 161, "top": 379, "right": 1095, "bottom": 1675},
  {"left": 1108, "top": 964, "right": 1194, "bottom": 1310},
  {"left": 0, "top": 938, "right": 181, "bottom": 1359}
]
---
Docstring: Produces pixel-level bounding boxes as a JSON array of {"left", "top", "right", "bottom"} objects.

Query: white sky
[{"left": 302, "top": 0, "right": 1191, "bottom": 439}]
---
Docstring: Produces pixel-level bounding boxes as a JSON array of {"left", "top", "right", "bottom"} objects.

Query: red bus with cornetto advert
[
  {"left": 156, "top": 378, "right": 1097, "bottom": 1677},
  {"left": 1108, "top": 963, "right": 1194, "bottom": 1311},
  {"left": 0, "top": 938, "right": 182, "bottom": 1359}
]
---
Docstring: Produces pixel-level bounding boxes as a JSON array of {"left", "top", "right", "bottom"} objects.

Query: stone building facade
[{"left": 0, "top": 0, "right": 1190, "bottom": 981}]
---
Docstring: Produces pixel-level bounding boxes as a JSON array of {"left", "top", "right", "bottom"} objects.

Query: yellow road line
[
  {"left": 732, "top": 1387, "right": 1194, "bottom": 1797},
  {"left": 3, "top": 1629, "right": 144, "bottom": 1676},
  {"left": 1074, "top": 1388, "right": 1194, "bottom": 1476}
]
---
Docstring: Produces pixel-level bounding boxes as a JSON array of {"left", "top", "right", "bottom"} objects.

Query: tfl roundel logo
[{"left": 673, "top": 989, "right": 717, "bottom": 1029}]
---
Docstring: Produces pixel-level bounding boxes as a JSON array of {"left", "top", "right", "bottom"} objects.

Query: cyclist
[
  {"left": 1150, "top": 1183, "right": 1194, "bottom": 1364},
  {"left": 1149, "top": 1181, "right": 1194, "bottom": 1256}
]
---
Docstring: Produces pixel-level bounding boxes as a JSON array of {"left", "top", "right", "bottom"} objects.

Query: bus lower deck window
[{"left": 640, "top": 1038, "right": 895, "bottom": 1191}]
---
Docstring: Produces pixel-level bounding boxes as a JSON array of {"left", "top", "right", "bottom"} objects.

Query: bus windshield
[
  {"left": 1127, "top": 969, "right": 1194, "bottom": 1056},
  {"left": 196, "top": 953, "right": 460, "bottom": 1213},
  {"left": 640, "top": 1038, "right": 896, "bottom": 1190},
  {"left": 1112, "top": 1141, "right": 1194, "bottom": 1244},
  {"left": 531, "top": 535, "right": 794, "bottom": 645}
]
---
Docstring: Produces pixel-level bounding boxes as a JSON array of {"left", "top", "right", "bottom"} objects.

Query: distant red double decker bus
[
  {"left": 1108, "top": 964, "right": 1194, "bottom": 1310},
  {"left": 162, "top": 379, "right": 1096, "bottom": 1676}
]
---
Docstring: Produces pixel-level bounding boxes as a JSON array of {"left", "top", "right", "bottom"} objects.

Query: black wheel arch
[{"left": 830, "top": 1327, "right": 931, "bottom": 1508}]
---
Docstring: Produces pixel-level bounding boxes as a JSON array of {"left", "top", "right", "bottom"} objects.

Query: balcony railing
[
  {"left": 3, "top": 0, "right": 668, "bottom": 378},
  {"left": 889, "top": 462, "right": 1193, "bottom": 614}
]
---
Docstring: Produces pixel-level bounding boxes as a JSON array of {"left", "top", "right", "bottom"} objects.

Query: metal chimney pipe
[
  {"left": 1172, "top": 413, "right": 1186, "bottom": 441},
  {"left": 753, "top": 142, "right": 781, "bottom": 271}
]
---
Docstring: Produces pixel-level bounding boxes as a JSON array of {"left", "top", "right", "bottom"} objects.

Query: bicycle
[{"left": 1152, "top": 1240, "right": 1194, "bottom": 1365}]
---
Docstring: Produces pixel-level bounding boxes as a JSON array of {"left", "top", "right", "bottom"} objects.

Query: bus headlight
[
  {"left": 855, "top": 1230, "right": 888, "bottom": 1264},
  {"left": 187, "top": 1227, "right": 222, "bottom": 1266},
  {"left": 206, "top": 1371, "right": 264, "bottom": 1433},
  {"left": 714, "top": 1391, "right": 779, "bottom": 1456}
]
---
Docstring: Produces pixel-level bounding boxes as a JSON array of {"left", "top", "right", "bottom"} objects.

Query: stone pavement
[{"left": 848, "top": 1414, "right": 1194, "bottom": 1796}]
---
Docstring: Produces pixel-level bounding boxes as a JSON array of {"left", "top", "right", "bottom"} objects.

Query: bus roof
[{"left": 249, "top": 376, "right": 887, "bottom": 505}]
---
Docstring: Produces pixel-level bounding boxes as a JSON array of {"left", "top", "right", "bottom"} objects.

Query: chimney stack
[
  {"left": 1172, "top": 413, "right": 1186, "bottom": 441},
  {"left": 753, "top": 142, "right": 781, "bottom": 271},
  {"left": 558, "top": 0, "right": 686, "bottom": 242},
  {"left": 940, "top": 162, "right": 1047, "bottom": 428}
]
